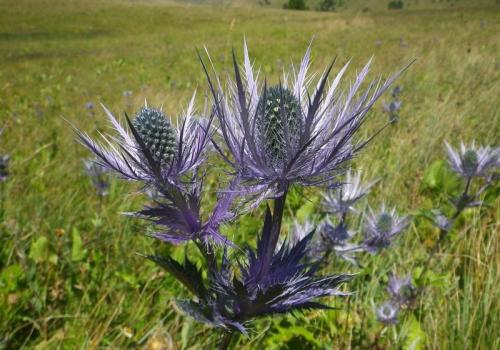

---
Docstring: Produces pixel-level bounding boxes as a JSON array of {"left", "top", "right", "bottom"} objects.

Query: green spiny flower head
[
  {"left": 256, "top": 85, "right": 303, "bottom": 167},
  {"left": 132, "top": 107, "right": 176, "bottom": 166},
  {"left": 461, "top": 149, "right": 478, "bottom": 175},
  {"left": 376, "top": 212, "right": 393, "bottom": 235}
]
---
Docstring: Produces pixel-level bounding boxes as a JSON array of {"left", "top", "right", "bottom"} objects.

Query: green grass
[{"left": 0, "top": 0, "right": 499, "bottom": 349}]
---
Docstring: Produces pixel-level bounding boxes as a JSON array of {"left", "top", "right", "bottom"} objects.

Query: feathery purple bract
[{"left": 136, "top": 176, "right": 238, "bottom": 245}]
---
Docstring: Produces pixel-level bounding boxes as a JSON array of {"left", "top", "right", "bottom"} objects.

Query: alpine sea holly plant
[
  {"left": 416, "top": 141, "right": 499, "bottom": 286},
  {"left": 371, "top": 141, "right": 498, "bottom": 329},
  {"left": 76, "top": 41, "right": 409, "bottom": 348}
]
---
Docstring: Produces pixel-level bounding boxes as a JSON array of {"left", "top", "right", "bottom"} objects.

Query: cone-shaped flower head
[
  {"left": 202, "top": 40, "right": 408, "bottom": 197},
  {"left": 256, "top": 85, "right": 303, "bottom": 167},
  {"left": 132, "top": 107, "right": 177, "bottom": 166},
  {"left": 363, "top": 205, "right": 409, "bottom": 253},
  {"left": 445, "top": 141, "right": 498, "bottom": 178}
]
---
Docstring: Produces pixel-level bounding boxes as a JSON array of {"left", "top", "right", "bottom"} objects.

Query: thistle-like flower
[
  {"left": 202, "top": 40, "right": 406, "bottom": 197},
  {"left": 431, "top": 210, "right": 451, "bottom": 231},
  {"left": 0, "top": 154, "right": 9, "bottom": 182},
  {"left": 445, "top": 141, "right": 498, "bottom": 178},
  {"left": 362, "top": 205, "right": 409, "bottom": 253},
  {"left": 321, "top": 219, "right": 353, "bottom": 245},
  {"left": 376, "top": 301, "right": 399, "bottom": 325},
  {"left": 387, "top": 273, "right": 416, "bottom": 307},
  {"left": 76, "top": 96, "right": 235, "bottom": 245},
  {"left": 84, "top": 159, "right": 110, "bottom": 197},
  {"left": 76, "top": 94, "right": 212, "bottom": 185},
  {"left": 323, "top": 169, "right": 376, "bottom": 214}
]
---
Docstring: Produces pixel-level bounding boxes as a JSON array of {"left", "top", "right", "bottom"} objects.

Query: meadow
[{"left": 0, "top": 0, "right": 499, "bottom": 349}]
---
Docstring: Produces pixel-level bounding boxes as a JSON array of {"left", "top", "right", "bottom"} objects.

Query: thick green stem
[{"left": 260, "top": 181, "right": 289, "bottom": 278}]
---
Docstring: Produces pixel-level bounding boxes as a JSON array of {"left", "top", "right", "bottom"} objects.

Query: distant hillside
[{"left": 170, "top": 0, "right": 499, "bottom": 11}]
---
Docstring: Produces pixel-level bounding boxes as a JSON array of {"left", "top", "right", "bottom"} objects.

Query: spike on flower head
[
  {"left": 256, "top": 85, "right": 302, "bottom": 167},
  {"left": 132, "top": 107, "right": 177, "bottom": 166}
]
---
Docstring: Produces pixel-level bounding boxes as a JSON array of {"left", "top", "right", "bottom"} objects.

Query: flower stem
[
  {"left": 260, "top": 181, "right": 289, "bottom": 277},
  {"left": 218, "top": 332, "right": 234, "bottom": 350},
  {"left": 418, "top": 176, "right": 472, "bottom": 286},
  {"left": 0, "top": 181, "right": 4, "bottom": 223},
  {"left": 269, "top": 182, "right": 289, "bottom": 255}
]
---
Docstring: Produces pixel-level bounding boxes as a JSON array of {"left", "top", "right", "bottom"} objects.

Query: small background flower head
[
  {"left": 84, "top": 159, "right": 109, "bottom": 196},
  {"left": 445, "top": 141, "right": 498, "bottom": 178},
  {"left": 0, "top": 154, "right": 9, "bottom": 182},
  {"left": 323, "top": 169, "right": 376, "bottom": 214},
  {"left": 363, "top": 205, "right": 409, "bottom": 253},
  {"left": 387, "top": 273, "right": 417, "bottom": 307},
  {"left": 376, "top": 301, "right": 399, "bottom": 325}
]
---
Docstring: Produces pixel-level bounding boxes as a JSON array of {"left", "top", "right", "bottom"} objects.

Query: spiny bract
[
  {"left": 132, "top": 107, "right": 176, "bottom": 166},
  {"left": 256, "top": 85, "right": 302, "bottom": 166}
]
